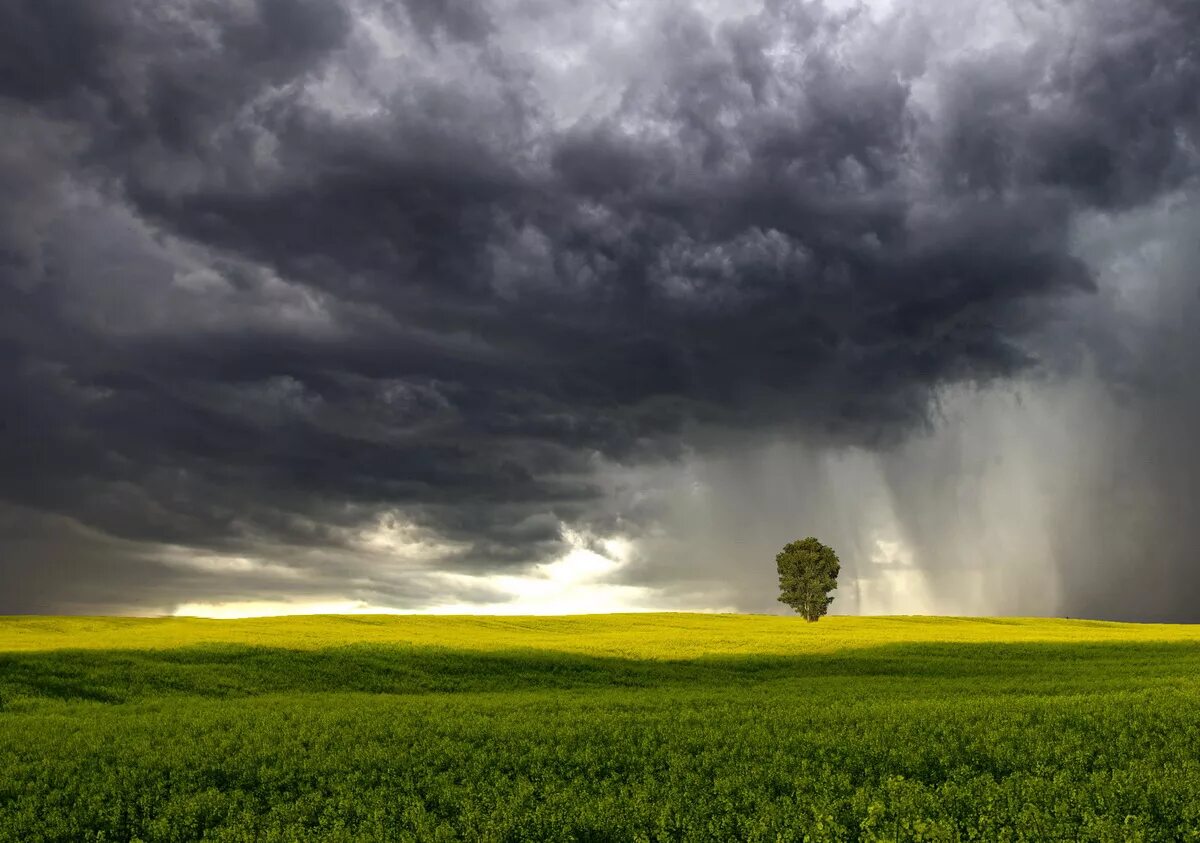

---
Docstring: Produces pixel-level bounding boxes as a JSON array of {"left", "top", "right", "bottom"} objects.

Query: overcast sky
[{"left": 1, "top": 0, "right": 1197, "bottom": 619}]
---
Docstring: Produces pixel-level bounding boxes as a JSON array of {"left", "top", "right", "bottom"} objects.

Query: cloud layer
[{"left": 1, "top": 0, "right": 1197, "bottom": 615}]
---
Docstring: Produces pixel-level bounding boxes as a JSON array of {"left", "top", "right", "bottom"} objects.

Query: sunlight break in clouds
[
  {"left": 852, "top": 539, "right": 938, "bottom": 616},
  {"left": 173, "top": 600, "right": 382, "bottom": 619},
  {"left": 420, "top": 535, "right": 659, "bottom": 616},
  {"left": 173, "top": 533, "right": 659, "bottom": 618}
]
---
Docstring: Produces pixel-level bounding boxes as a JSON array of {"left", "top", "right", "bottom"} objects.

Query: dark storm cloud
[{"left": 1, "top": 0, "right": 1197, "bottom": 613}]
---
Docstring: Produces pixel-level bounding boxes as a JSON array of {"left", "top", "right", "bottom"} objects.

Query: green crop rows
[{"left": 2, "top": 615, "right": 1199, "bottom": 841}]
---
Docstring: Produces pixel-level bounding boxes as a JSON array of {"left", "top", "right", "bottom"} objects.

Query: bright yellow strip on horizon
[{"left": 3, "top": 613, "right": 1200, "bottom": 659}]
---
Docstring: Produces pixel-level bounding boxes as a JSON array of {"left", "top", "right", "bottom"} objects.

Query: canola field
[{"left": 2, "top": 614, "right": 1200, "bottom": 841}]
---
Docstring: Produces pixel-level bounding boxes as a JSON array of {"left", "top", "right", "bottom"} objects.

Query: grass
[{"left": 2, "top": 614, "right": 1200, "bottom": 841}]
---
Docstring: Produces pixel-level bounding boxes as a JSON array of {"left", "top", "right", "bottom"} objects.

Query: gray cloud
[
  {"left": 622, "top": 196, "right": 1200, "bottom": 621},
  {"left": 0, "top": 0, "right": 1197, "bottom": 615}
]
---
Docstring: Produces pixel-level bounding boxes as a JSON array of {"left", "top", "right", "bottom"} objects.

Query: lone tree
[{"left": 776, "top": 537, "right": 840, "bottom": 621}]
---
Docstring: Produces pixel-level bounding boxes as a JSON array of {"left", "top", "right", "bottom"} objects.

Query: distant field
[
  {"left": 3, "top": 615, "right": 1200, "bottom": 841},
  {"left": 7, "top": 612, "right": 1200, "bottom": 656}
]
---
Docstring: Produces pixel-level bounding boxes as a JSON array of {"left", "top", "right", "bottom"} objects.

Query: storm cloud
[{"left": 1, "top": 0, "right": 1198, "bottom": 616}]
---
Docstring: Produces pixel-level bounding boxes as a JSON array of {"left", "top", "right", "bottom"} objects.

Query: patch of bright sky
[
  {"left": 425, "top": 538, "right": 657, "bottom": 615},
  {"left": 850, "top": 538, "right": 938, "bottom": 615},
  {"left": 173, "top": 599, "right": 382, "bottom": 619},
  {"left": 171, "top": 530, "right": 658, "bottom": 618}
]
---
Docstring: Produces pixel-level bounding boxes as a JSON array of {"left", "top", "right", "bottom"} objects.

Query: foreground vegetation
[{"left": 2, "top": 615, "right": 1200, "bottom": 841}]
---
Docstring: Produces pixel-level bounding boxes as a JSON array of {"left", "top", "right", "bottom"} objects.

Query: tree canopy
[{"left": 776, "top": 537, "right": 840, "bottom": 621}]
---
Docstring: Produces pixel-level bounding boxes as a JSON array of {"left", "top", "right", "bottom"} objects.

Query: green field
[{"left": 3, "top": 614, "right": 1200, "bottom": 841}]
